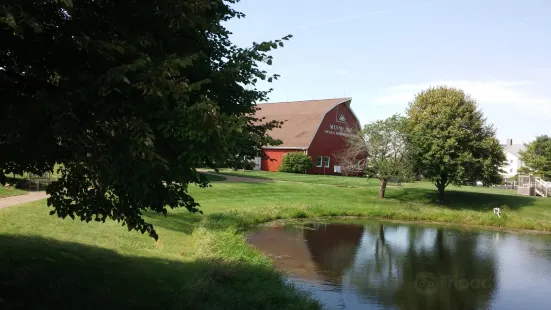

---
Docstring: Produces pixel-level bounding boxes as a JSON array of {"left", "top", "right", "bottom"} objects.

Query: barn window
[
  {"left": 324, "top": 156, "right": 330, "bottom": 168},
  {"left": 316, "top": 156, "right": 323, "bottom": 167}
]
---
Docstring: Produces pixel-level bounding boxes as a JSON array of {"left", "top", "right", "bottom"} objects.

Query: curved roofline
[
  {"left": 344, "top": 101, "right": 362, "bottom": 130},
  {"left": 260, "top": 97, "right": 351, "bottom": 105},
  {"left": 306, "top": 98, "right": 360, "bottom": 149}
]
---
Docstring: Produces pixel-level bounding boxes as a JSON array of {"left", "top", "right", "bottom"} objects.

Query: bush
[{"left": 278, "top": 153, "right": 313, "bottom": 173}]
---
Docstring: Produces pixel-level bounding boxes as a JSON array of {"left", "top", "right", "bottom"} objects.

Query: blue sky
[{"left": 225, "top": 0, "right": 551, "bottom": 144}]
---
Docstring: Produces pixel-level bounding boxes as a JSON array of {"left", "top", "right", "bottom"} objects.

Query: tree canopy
[
  {"left": 519, "top": 135, "right": 551, "bottom": 181},
  {"left": 337, "top": 115, "right": 412, "bottom": 199},
  {"left": 407, "top": 86, "right": 506, "bottom": 203},
  {"left": 0, "top": 0, "right": 290, "bottom": 239}
]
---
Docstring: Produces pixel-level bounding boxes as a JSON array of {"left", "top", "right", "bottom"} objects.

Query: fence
[
  {"left": 518, "top": 175, "right": 536, "bottom": 196},
  {"left": 518, "top": 175, "right": 536, "bottom": 188},
  {"left": 493, "top": 184, "right": 518, "bottom": 190}
]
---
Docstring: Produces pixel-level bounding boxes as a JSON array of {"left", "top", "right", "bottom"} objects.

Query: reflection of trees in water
[
  {"left": 523, "top": 236, "right": 551, "bottom": 262},
  {"left": 254, "top": 222, "right": 500, "bottom": 309},
  {"left": 490, "top": 230, "right": 551, "bottom": 264},
  {"left": 346, "top": 224, "right": 404, "bottom": 305},
  {"left": 302, "top": 223, "right": 364, "bottom": 286},
  {"left": 373, "top": 224, "right": 393, "bottom": 280},
  {"left": 349, "top": 225, "right": 498, "bottom": 310}
]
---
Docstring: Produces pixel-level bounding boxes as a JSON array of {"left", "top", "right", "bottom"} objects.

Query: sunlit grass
[
  {"left": 1, "top": 173, "right": 550, "bottom": 309},
  {"left": 0, "top": 186, "right": 26, "bottom": 198},
  {"left": 214, "top": 168, "right": 381, "bottom": 187}
]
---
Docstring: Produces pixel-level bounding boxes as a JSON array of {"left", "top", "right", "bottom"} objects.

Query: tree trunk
[
  {"left": 435, "top": 175, "right": 448, "bottom": 204},
  {"left": 437, "top": 183, "right": 446, "bottom": 204},
  {"left": 436, "top": 228, "right": 444, "bottom": 260},
  {"left": 378, "top": 224, "right": 385, "bottom": 244},
  {"left": 378, "top": 179, "right": 388, "bottom": 199}
]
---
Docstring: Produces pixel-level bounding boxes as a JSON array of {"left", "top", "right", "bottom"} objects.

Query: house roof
[
  {"left": 255, "top": 98, "right": 352, "bottom": 149},
  {"left": 502, "top": 144, "right": 525, "bottom": 158}
]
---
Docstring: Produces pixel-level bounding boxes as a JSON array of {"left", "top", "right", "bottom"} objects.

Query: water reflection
[
  {"left": 349, "top": 226, "right": 497, "bottom": 310},
  {"left": 248, "top": 221, "right": 551, "bottom": 310},
  {"left": 304, "top": 223, "right": 364, "bottom": 286}
]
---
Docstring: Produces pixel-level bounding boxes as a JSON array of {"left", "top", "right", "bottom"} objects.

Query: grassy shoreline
[
  {"left": 1, "top": 172, "right": 551, "bottom": 309},
  {"left": 0, "top": 200, "right": 320, "bottom": 309},
  {"left": 264, "top": 216, "right": 551, "bottom": 236},
  {"left": 200, "top": 172, "right": 551, "bottom": 233}
]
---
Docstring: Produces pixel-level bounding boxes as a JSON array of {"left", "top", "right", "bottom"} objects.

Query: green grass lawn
[
  {"left": 214, "top": 169, "right": 381, "bottom": 186},
  {"left": 1, "top": 172, "right": 551, "bottom": 309},
  {"left": 0, "top": 186, "right": 26, "bottom": 198}
]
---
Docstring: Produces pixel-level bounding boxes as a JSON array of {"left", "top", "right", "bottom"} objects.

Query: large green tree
[
  {"left": 518, "top": 135, "right": 551, "bottom": 181},
  {"left": 407, "top": 86, "right": 506, "bottom": 203},
  {"left": 0, "top": 0, "right": 289, "bottom": 239}
]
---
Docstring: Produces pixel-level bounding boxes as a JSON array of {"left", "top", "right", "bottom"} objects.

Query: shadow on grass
[
  {"left": 199, "top": 172, "right": 227, "bottom": 182},
  {"left": 6, "top": 174, "right": 227, "bottom": 192},
  {"left": 388, "top": 187, "right": 539, "bottom": 211},
  {"left": 215, "top": 170, "right": 268, "bottom": 178},
  {"left": 145, "top": 212, "right": 203, "bottom": 234},
  {"left": 213, "top": 171, "right": 276, "bottom": 183},
  {"left": 0, "top": 235, "right": 318, "bottom": 310}
]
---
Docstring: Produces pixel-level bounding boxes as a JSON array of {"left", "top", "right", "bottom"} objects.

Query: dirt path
[{"left": 0, "top": 191, "right": 49, "bottom": 209}]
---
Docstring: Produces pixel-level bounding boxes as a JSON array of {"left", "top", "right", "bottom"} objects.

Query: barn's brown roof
[{"left": 255, "top": 98, "right": 352, "bottom": 148}]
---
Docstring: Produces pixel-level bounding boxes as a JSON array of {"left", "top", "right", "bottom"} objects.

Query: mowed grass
[
  {"left": 214, "top": 169, "right": 381, "bottom": 187},
  {"left": 178, "top": 180, "right": 551, "bottom": 231},
  {"left": 1, "top": 173, "right": 551, "bottom": 309},
  {"left": 0, "top": 190, "right": 319, "bottom": 309},
  {"left": 0, "top": 186, "right": 26, "bottom": 198}
]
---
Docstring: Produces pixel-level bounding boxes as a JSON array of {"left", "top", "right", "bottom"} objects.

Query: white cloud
[
  {"left": 336, "top": 69, "right": 349, "bottom": 76},
  {"left": 373, "top": 80, "right": 551, "bottom": 117}
]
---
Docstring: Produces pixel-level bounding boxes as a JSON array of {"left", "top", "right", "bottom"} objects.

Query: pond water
[{"left": 247, "top": 221, "right": 551, "bottom": 310}]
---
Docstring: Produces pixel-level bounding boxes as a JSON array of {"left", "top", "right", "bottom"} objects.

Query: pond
[{"left": 247, "top": 221, "right": 551, "bottom": 310}]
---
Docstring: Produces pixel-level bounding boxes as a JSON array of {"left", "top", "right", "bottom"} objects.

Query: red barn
[{"left": 253, "top": 98, "right": 361, "bottom": 175}]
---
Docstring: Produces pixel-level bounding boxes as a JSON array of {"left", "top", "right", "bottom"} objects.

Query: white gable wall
[{"left": 503, "top": 152, "right": 523, "bottom": 177}]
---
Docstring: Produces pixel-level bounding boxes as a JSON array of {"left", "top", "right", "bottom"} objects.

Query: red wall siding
[
  {"left": 307, "top": 103, "right": 361, "bottom": 175},
  {"left": 261, "top": 149, "right": 303, "bottom": 172}
]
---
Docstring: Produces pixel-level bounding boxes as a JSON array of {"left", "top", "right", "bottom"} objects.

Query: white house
[{"left": 501, "top": 139, "right": 526, "bottom": 179}]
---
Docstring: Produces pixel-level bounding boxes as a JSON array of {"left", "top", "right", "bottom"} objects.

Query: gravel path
[{"left": 0, "top": 191, "right": 49, "bottom": 209}]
